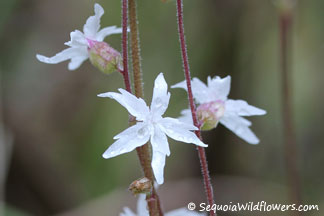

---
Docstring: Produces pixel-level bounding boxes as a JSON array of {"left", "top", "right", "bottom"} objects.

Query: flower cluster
[{"left": 36, "top": 2, "right": 267, "bottom": 215}]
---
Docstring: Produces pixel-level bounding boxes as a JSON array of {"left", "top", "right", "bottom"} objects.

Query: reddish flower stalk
[
  {"left": 176, "top": 0, "right": 215, "bottom": 215},
  {"left": 279, "top": 6, "right": 302, "bottom": 214},
  {"left": 122, "top": 0, "right": 163, "bottom": 215},
  {"left": 120, "top": 0, "right": 132, "bottom": 93}
]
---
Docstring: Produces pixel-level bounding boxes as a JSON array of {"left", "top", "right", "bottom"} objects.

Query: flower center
[
  {"left": 86, "top": 38, "right": 96, "bottom": 48},
  {"left": 137, "top": 126, "right": 149, "bottom": 138},
  {"left": 197, "top": 100, "right": 225, "bottom": 130}
]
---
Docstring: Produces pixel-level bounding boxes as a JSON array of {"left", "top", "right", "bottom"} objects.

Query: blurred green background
[{"left": 0, "top": 0, "right": 323, "bottom": 215}]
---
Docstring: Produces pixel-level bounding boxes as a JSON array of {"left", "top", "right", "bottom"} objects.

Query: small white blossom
[
  {"left": 120, "top": 194, "right": 205, "bottom": 216},
  {"left": 172, "top": 76, "right": 266, "bottom": 144},
  {"left": 98, "top": 73, "right": 207, "bottom": 184},
  {"left": 36, "top": 3, "right": 123, "bottom": 70}
]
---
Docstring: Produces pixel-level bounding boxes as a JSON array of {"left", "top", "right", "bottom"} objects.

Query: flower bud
[
  {"left": 88, "top": 40, "right": 123, "bottom": 75},
  {"left": 129, "top": 177, "right": 152, "bottom": 195},
  {"left": 197, "top": 101, "right": 225, "bottom": 131}
]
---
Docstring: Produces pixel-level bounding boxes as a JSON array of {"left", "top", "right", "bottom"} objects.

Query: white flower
[
  {"left": 98, "top": 73, "right": 207, "bottom": 184},
  {"left": 120, "top": 194, "right": 205, "bottom": 216},
  {"left": 36, "top": 3, "right": 123, "bottom": 70},
  {"left": 172, "top": 76, "right": 266, "bottom": 144}
]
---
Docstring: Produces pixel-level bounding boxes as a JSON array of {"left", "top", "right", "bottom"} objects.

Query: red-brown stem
[
  {"left": 279, "top": 8, "right": 302, "bottom": 213},
  {"left": 121, "top": 0, "right": 131, "bottom": 93},
  {"left": 121, "top": 0, "right": 146, "bottom": 192},
  {"left": 120, "top": 0, "right": 145, "bottom": 166},
  {"left": 176, "top": 0, "right": 215, "bottom": 215},
  {"left": 127, "top": 0, "right": 163, "bottom": 215}
]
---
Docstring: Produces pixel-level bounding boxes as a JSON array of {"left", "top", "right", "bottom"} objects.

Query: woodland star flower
[
  {"left": 36, "top": 3, "right": 123, "bottom": 72},
  {"left": 120, "top": 194, "right": 205, "bottom": 216},
  {"left": 98, "top": 73, "right": 207, "bottom": 184},
  {"left": 172, "top": 76, "right": 266, "bottom": 144}
]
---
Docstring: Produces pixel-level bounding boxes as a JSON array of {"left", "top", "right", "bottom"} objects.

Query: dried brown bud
[{"left": 129, "top": 177, "right": 152, "bottom": 195}]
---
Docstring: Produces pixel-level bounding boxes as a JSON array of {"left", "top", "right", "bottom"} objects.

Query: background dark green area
[{"left": 0, "top": 0, "right": 323, "bottom": 215}]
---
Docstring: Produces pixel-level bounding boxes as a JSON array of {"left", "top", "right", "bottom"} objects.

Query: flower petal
[
  {"left": 170, "top": 79, "right": 186, "bottom": 90},
  {"left": 36, "top": 47, "right": 86, "bottom": 65},
  {"left": 159, "top": 117, "right": 207, "bottom": 147},
  {"left": 166, "top": 208, "right": 205, "bottom": 216},
  {"left": 83, "top": 3, "right": 104, "bottom": 38},
  {"left": 103, "top": 123, "right": 150, "bottom": 159},
  {"left": 96, "top": 26, "right": 123, "bottom": 42},
  {"left": 191, "top": 78, "right": 211, "bottom": 104},
  {"left": 68, "top": 55, "right": 89, "bottom": 70},
  {"left": 225, "top": 99, "right": 266, "bottom": 116},
  {"left": 98, "top": 88, "right": 149, "bottom": 121},
  {"left": 137, "top": 194, "right": 149, "bottom": 216},
  {"left": 178, "top": 109, "right": 194, "bottom": 124},
  {"left": 171, "top": 77, "right": 209, "bottom": 104},
  {"left": 151, "top": 125, "right": 170, "bottom": 156},
  {"left": 119, "top": 207, "right": 136, "bottom": 216},
  {"left": 151, "top": 150, "right": 166, "bottom": 184},
  {"left": 113, "top": 122, "right": 147, "bottom": 139},
  {"left": 207, "top": 75, "right": 231, "bottom": 101},
  {"left": 219, "top": 115, "right": 259, "bottom": 144},
  {"left": 64, "top": 30, "right": 88, "bottom": 47},
  {"left": 151, "top": 73, "right": 170, "bottom": 117}
]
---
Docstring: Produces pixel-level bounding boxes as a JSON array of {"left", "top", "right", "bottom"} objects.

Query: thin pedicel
[
  {"left": 175, "top": 0, "right": 215, "bottom": 215},
  {"left": 121, "top": 0, "right": 131, "bottom": 93},
  {"left": 278, "top": 2, "right": 302, "bottom": 215}
]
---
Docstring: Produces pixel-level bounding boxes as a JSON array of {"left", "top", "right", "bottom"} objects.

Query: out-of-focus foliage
[
  {"left": 0, "top": 0, "right": 18, "bottom": 35},
  {"left": 0, "top": 0, "right": 323, "bottom": 215}
]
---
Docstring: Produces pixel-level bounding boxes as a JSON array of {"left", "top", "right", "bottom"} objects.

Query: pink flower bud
[
  {"left": 197, "top": 101, "right": 225, "bottom": 130},
  {"left": 88, "top": 40, "right": 123, "bottom": 75}
]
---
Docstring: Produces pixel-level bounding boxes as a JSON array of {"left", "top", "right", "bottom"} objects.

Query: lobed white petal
[
  {"left": 96, "top": 26, "right": 123, "bottom": 42},
  {"left": 171, "top": 77, "right": 209, "bottom": 104},
  {"left": 166, "top": 208, "right": 205, "bottom": 216},
  {"left": 191, "top": 78, "right": 211, "bottom": 104},
  {"left": 151, "top": 150, "right": 166, "bottom": 185},
  {"left": 119, "top": 207, "right": 136, "bottom": 216},
  {"left": 151, "top": 73, "right": 171, "bottom": 118},
  {"left": 36, "top": 47, "right": 88, "bottom": 70},
  {"left": 159, "top": 117, "right": 207, "bottom": 147},
  {"left": 68, "top": 55, "right": 89, "bottom": 70},
  {"left": 113, "top": 122, "right": 147, "bottom": 139},
  {"left": 207, "top": 75, "right": 231, "bottom": 101},
  {"left": 151, "top": 125, "right": 170, "bottom": 156},
  {"left": 171, "top": 79, "right": 187, "bottom": 90},
  {"left": 97, "top": 89, "right": 149, "bottom": 121},
  {"left": 83, "top": 3, "right": 105, "bottom": 38},
  {"left": 225, "top": 99, "right": 266, "bottom": 116},
  {"left": 64, "top": 30, "right": 87, "bottom": 47},
  {"left": 137, "top": 194, "right": 149, "bottom": 216},
  {"left": 102, "top": 123, "right": 150, "bottom": 159},
  {"left": 220, "top": 115, "right": 259, "bottom": 144},
  {"left": 178, "top": 109, "right": 194, "bottom": 125}
]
